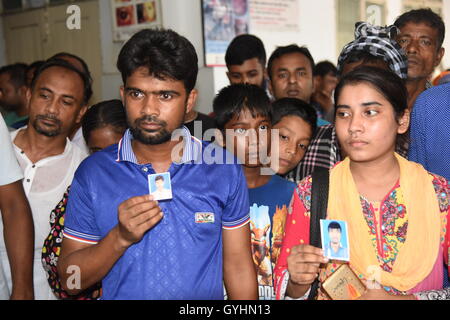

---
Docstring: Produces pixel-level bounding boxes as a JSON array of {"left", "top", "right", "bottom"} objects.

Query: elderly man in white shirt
[{"left": 0, "top": 58, "right": 90, "bottom": 300}]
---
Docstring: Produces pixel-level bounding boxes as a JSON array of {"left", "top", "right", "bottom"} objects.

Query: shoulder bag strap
[{"left": 307, "top": 169, "right": 329, "bottom": 300}]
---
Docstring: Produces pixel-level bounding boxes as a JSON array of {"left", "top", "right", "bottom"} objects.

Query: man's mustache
[
  {"left": 35, "top": 114, "right": 62, "bottom": 125},
  {"left": 134, "top": 115, "right": 167, "bottom": 127}
]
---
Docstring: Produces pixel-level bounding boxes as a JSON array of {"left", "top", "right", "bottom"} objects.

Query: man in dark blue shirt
[
  {"left": 57, "top": 28, "right": 258, "bottom": 300},
  {"left": 409, "top": 83, "right": 450, "bottom": 181}
]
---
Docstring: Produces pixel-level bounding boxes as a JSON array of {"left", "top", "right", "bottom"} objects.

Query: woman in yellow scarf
[{"left": 274, "top": 66, "right": 450, "bottom": 300}]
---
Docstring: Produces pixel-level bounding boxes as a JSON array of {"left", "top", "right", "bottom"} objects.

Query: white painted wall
[
  {"left": 98, "top": 0, "right": 124, "bottom": 102},
  {"left": 386, "top": 0, "right": 403, "bottom": 26}
]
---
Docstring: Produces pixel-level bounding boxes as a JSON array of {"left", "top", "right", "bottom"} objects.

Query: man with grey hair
[{"left": 394, "top": 8, "right": 446, "bottom": 110}]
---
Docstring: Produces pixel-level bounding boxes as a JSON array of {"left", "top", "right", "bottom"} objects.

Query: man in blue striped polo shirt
[{"left": 57, "top": 28, "right": 258, "bottom": 300}]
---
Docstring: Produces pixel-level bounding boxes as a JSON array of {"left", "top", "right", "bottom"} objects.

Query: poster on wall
[
  {"left": 249, "top": 0, "right": 299, "bottom": 33},
  {"left": 111, "top": 0, "right": 162, "bottom": 42},
  {"left": 202, "top": 0, "right": 250, "bottom": 67},
  {"left": 201, "top": 0, "right": 300, "bottom": 67}
]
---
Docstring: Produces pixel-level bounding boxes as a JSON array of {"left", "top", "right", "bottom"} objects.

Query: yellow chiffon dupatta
[{"left": 327, "top": 153, "right": 441, "bottom": 292}]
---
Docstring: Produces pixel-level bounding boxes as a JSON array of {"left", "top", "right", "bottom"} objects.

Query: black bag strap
[{"left": 307, "top": 169, "right": 329, "bottom": 300}]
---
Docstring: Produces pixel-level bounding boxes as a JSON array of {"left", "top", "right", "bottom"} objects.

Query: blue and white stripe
[
  {"left": 222, "top": 214, "right": 250, "bottom": 230},
  {"left": 62, "top": 227, "right": 102, "bottom": 244},
  {"left": 117, "top": 126, "right": 203, "bottom": 164}
]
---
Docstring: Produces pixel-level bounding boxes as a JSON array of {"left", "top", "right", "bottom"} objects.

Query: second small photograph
[{"left": 320, "top": 219, "right": 350, "bottom": 262}]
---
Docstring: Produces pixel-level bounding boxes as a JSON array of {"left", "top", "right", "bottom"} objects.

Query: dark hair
[
  {"left": 225, "top": 34, "right": 266, "bottom": 67},
  {"left": 0, "top": 63, "right": 28, "bottom": 89},
  {"left": 31, "top": 59, "right": 92, "bottom": 106},
  {"left": 271, "top": 98, "right": 317, "bottom": 136},
  {"left": 117, "top": 28, "right": 198, "bottom": 93},
  {"left": 81, "top": 99, "right": 127, "bottom": 143},
  {"left": 155, "top": 175, "right": 164, "bottom": 182},
  {"left": 314, "top": 61, "right": 338, "bottom": 77},
  {"left": 213, "top": 83, "right": 271, "bottom": 130},
  {"left": 27, "top": 60, "right": 45, "bottom": 72},
  {"left": 340, "top": 51, "right": 387, "bottom": 74},
  {"left": 394, "top": 8, "right": 445, "bottom": 49},
  {"left": 25, "top": 60, "right": 45, "bottom": 87},
  {"left": 334, "top": 66, "right": 408, "bottom": 121},
  {"left": 267, "top": 45, "right": 315, "bottom": 79},
  {"left": 50, "top": 52, "right": 91, "bottom": 76},
  {"left": 48, "top": 52, "right": 93, "bottom": 102},
  {"left": 328, "top": 221, "right": 342, "bottom": 232}
]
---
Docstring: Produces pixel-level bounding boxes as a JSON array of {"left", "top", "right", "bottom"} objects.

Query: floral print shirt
[{"left": 274, "top": 173, "right": 450, "bottom": 300}]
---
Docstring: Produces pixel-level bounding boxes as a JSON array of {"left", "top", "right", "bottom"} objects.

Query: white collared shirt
[
  {"left": 0, "top": 117, "right": 22, "bottom": 186},
  {"left": 0, "top": 128, "right": 88, "bottom": 299},
  {"left": 71, "top": 126, "right": 89, "bottom": 155}
]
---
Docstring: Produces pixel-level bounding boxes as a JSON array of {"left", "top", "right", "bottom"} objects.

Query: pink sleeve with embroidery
[
  {"left": 441, "top": 178, "right": 450, "bottom": 272},
  {"left": 274, "top": 178, "right": 312, "bottom": 300},
  {"left": 444, "top": 184, "right": 449, "bottom": 274},
  {"left": 414, "top": 175, "right": 450, "bottom": 300},
  {"left": 430, "top": 174, "right": 450, "bottom": 272}
]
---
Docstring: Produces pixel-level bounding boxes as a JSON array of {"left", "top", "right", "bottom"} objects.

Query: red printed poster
[
  {"left": 111, "top": 0, "right": 162, "bottom": 42},
  {"left": 249, "top": 0, "right": 299, "bottom": 32}
]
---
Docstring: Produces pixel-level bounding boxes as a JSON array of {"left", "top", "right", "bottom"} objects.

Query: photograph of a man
[
  {"left": 321, "top": 220, "right": 349, "bottom": 261},
  {"left": 149, "top": 173, "right": 172, "bottom": 201}
]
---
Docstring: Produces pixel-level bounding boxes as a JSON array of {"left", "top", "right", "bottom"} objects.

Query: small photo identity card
[
  {"left": 148, "top": 172, "right": 172, "bottom": 201},
  {"left": 320, "top": 219, "right": 350, "bottom": 262}
]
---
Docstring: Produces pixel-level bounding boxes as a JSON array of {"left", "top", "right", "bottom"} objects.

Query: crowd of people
[{"left": 0, "top": 8, "right": 449, "bottom": 300}]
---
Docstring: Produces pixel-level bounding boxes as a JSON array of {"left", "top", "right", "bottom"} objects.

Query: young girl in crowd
[
  {"left": 41, "top": 99, "right": 127, "bottom": 299},
  {"left": 274, "top": 67, "right": 450, "bottom": 300}
]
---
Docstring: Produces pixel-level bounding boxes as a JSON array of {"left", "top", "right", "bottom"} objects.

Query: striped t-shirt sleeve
[
  {"left": 222, "top": 165, "right": 250, "bottom": 230},
  {"left": 63, "top": 163, "right": 102, "bottom": 244},
  {"left": 62, "top": 227, "right": 101, "bottom": 244}
]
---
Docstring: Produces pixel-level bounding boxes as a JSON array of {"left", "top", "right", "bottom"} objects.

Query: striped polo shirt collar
[{"left": 117, "top": 126, "right": 202, "bottom": 164}]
